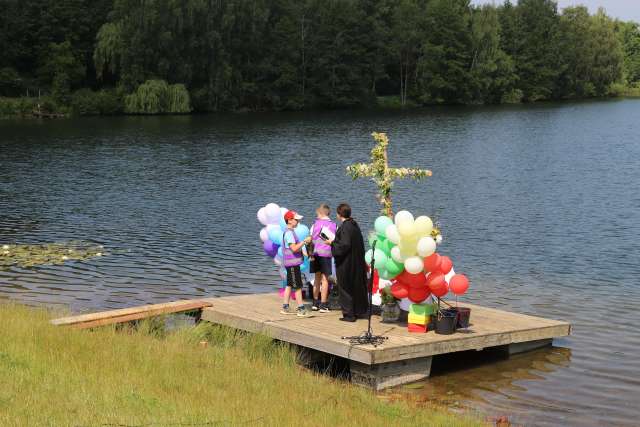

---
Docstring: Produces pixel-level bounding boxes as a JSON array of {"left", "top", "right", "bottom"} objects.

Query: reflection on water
[
  {"left": 386, "top": 346, "right": 574, "bottom": 426},
  {"left": 2, "top": 99, "right": 640, "bottom": 426}
]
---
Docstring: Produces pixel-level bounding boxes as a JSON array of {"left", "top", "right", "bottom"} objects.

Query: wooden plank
[
  {"left": 51, "top": 300, "right": 213, "bottom": 329},
  {"left": 200, "top": 293, "right": 571, "bottom": 366}
]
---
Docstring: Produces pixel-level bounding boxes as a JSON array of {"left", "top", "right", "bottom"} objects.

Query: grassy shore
[{"left": 0, "top": 304, "right": 484, "bottom": 427}]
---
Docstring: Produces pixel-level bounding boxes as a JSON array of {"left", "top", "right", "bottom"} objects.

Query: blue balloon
[
  {"left": 300, "top": 258, "right": 310, "bottom": 273},
  {"left": 277, "top": 246, "right": 283, "bottom": 258},
  {"left": 268, "top": 225, "right": 284, "bottom": 245},
  {"left": 295, "top": 224, "right": 310, "bottom": 241},
  {"left": 279, "top": 215, "right": 287, "bottom": 231}
]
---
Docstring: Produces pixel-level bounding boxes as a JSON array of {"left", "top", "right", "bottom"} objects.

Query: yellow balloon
[
  {"left": 398, "top": 221, "right": 415, "bottom": 237},
  {"left": 414, "top": 216, "right": 433, "bottom": 237}
]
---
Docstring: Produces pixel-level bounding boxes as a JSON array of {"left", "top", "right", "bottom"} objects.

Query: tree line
[{"left": 1, "top": 0, "right": 640, "bottom": 115}]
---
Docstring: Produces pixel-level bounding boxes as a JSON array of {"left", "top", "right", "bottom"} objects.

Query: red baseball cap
[{"left": 284, "top": 210, "right": 303, "bottom": 222}]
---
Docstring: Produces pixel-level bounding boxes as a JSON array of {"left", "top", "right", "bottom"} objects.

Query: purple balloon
[{"left": 263, "top": 240, "right": 279, "bottom": 257}]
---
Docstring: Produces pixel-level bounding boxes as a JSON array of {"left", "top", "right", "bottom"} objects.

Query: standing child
[
  {"left": 281, "top": 210, "right": 312, "bottom": 317},
  {"left": 310, "top": 204, "right": 337, "bottom": 312}
]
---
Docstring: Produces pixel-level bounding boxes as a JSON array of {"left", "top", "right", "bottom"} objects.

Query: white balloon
[
  {"left": 414, "top": 216, "right": 433, "bottom": 237},
  {"left": 416, "top": 236, "right": 436, "bottom": 257},
  {"left": 259, "top": 227, "right": 269, "bottom": 242},
  {"left": 435, "top": 234, "right": 443, "bottom": 244},
  {"left": 257, "top": 207, "right": 269, "bottom": 225},
  {"left": 265, "top": 203, "right": 281, "bottom": 224},
  {"left": 372, "top": 293, "right": 382, "bottom": 306},
  {"left": 390, "top": 246, "right": 405, "bottom": 263},
  {"left": 445, "top": 267, "right": 455, "bottom": 284},
  {"left": 385, "top": 224, "right": 400, "bottom": 244},
  {"left": 398, "top": 297, "right": 411, "bottom": 311},
  {"left": 404, "top": 256, "right": 424, "bottom": 274},
  {"left": 394, "top": 210, "right": 414, "bottom": 226}
]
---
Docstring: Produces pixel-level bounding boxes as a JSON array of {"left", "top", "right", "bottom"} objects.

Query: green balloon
[
  {"left": 379, "top": 237, "right": 394, "bottom": 255},
  {"left": 371, "top": 248, "right": 388, "bottom": 267},
  {"left": 378, "top": 269, "right": 391, "bottom": 280},
  {"left": 365, "top": 249, "right": 373, "bottom": 265},
  {"left": 374, "top": 216, "right": 393, "bottom": 237},
  {"left": 385, "top": 257, "right": 404, "bottom": 276},
  {"left": 368, "top": 232, "right": 378, "bottom": 248}
]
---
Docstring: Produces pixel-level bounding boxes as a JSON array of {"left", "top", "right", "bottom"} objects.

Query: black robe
[{"left": 331, "top": 218, "right": 368, "bottom": 318}]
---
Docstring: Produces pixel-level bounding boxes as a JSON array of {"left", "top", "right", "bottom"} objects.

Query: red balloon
[
  {"left": 427, "top": 272, "right": 445, "bottom": 288},
  {"left": 423, "top": 253, "right": 441, "bottom": 272},
  {"left": 449, "top": 274, "right": 469, "bottom": 296},
  {"left": 439, "top": 256, "right": 453, "bottom": 274},
  {"left": 407, "top": 273, "right": 427, "bottom": 288},
  {"left": 427, "top": 273, "right": 447, "bottom": 298},
  {"left": 408, "top": 286, "right": 430, "bottom": 303},
  {"left": 397, "top": 270, "right": 427, "bottom": 288},
  {"left": 431, "top": 281, "right": 448, "bottom": 298},
  {"left": 390, "top": 282, "right": 409, "bottom": 299}
]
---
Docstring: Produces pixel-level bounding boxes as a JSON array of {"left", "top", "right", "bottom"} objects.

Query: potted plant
[{"left": 380, "top": 287, "right": 401, "bottom": 323}]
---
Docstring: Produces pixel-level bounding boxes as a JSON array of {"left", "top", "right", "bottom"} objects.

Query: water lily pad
[{"left": 0, "top": 241, "right": 105, "bottom": 268}]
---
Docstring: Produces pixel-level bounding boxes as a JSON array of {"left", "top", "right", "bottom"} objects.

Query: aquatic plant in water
[{"left": 0, "top": 241, "right": 105, "bottom": 268}]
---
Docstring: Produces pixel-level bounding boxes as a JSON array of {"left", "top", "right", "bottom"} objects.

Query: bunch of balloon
[
  {"left": 364, "top": 210, "right": 470, "bottom": 312},
  {"left": 257, "top": 203, "right": 311, "bottom": 292}
]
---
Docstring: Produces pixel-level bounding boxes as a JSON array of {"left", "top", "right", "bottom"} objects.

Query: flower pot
[
  {"left": 435, "top": 309, "right": 457, "bottom": 335},
  {"left": 455, "top": 307, "right": 471, "bottom": 328},
  {"left": 381, "top": 302, "right": 401, "bottom": 323}
]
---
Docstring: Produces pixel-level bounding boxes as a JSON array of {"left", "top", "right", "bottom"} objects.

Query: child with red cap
[{"left": 280, "top": 210, "right": 312, "bottom": 317}]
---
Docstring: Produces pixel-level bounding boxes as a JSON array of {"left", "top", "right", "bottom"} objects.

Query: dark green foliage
[
  {"left": 0, "top": 0, "right": 638, "bottom": 113},
  {"left": 71, "top": 88, "right": 122, "bottom": 115}
]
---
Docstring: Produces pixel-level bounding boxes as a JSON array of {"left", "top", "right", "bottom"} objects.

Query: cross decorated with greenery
[{"left": 347, "top": 132, "right": 432, "bottom": 217}]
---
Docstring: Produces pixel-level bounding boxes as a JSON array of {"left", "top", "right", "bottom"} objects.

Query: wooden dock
[{"left": 200, "top": 293, "right": 571, "bottom": 390}]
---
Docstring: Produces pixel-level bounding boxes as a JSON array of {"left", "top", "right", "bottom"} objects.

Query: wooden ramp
[
  {"left": 52, "top": 300, "right": 212, "bottom": 329},
  {"left": 201, "top": 293, "right": 570, "bottom": 390}
]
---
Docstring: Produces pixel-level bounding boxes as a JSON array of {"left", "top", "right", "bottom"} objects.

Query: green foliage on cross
[{"left": 347, "top": 132, "right": 432, "bottom": 217}]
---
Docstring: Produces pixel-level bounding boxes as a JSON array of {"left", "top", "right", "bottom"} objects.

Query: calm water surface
[{"left": 1, "top": 100, "right": 640, "bottom": 426}]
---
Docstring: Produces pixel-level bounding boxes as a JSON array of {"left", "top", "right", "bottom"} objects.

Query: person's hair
[
  {"left": 317, "top": 203, "right": 330, "bottom": 216},
  {"left": 336, "top": 203, "right": 351, "bottom": 219}
]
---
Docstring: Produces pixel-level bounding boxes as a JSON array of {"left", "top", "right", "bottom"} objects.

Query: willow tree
[{"left": 347, "top": 132, "right": 432, "bottom": 217}]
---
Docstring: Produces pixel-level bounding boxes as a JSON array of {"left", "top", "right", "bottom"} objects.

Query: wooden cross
[{"left": 347, "top": 132, "right": 432, "bottom": 217}]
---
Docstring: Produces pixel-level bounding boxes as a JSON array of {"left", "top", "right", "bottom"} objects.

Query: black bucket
[
  {"left": 435, "top": 309, "right": 457, "bottom": 335},
  {"left": 456, "top": 307, "right": 471, "bottom": 328}
]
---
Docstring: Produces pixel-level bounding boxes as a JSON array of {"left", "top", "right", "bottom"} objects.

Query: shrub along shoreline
[{"left": 0, "top": 303, "right": 485, "bottom": 426}]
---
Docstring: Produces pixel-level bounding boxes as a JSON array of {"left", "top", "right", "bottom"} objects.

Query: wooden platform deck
[{"left": 201, "top": 293, "right": 571, "bottom": 390}]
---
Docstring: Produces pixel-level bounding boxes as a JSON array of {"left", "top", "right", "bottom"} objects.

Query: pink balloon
[{"left": 449, "top": 274, "right": 469, "bottom": 296}]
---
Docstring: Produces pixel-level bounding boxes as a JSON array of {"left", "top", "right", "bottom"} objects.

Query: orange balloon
[
  {"left": 423, "top": 253, "right": 441, "bottom": 272},
  {"left": 439, "top": 256, "right": 453, "bottom": 274}
]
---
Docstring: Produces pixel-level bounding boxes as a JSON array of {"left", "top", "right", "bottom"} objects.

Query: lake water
[{"left": 1, "top": 99, "right": 639, "bottom": 426}]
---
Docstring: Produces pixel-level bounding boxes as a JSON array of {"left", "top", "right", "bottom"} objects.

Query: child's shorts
[
  {"left": 310, "top": 256, "right": 332, "bottom": 276},
  {"left": 286, "top": 265, "right": 304, "bottom": 290}
]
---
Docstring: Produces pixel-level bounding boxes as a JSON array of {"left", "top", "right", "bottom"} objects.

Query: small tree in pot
[{"left": 380, "top": 286, "right": 401, "bottom": 323}]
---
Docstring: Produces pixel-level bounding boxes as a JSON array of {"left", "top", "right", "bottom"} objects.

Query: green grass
[{"left": 0, "top": 303, "right": 485, "bottom": 427}]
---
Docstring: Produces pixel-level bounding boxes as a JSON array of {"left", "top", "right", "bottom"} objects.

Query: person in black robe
[{"left": 325, "top": 203, "right": 368, "bottom": 322}]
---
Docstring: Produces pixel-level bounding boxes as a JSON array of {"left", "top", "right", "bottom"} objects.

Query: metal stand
[{"left": 342, "top": 240, "right": 388, "bottom": 347}]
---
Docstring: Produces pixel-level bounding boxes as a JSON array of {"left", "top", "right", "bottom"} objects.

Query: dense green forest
[{"left": 1, "top": 0, "right": 640, "bottom": 116}]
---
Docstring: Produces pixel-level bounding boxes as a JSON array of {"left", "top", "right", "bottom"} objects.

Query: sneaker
[
  {"left": 297, "top": 308, "right": 311, "bottom": 318},
  {"left": 311, "top": 300, "right": 320, "bottom": 311},
  {"left": 318, "top": 304, "right": 330, "bottom": 313},
  {"left": 280, "top": 306, "right": 296, "bottom": 315}
]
